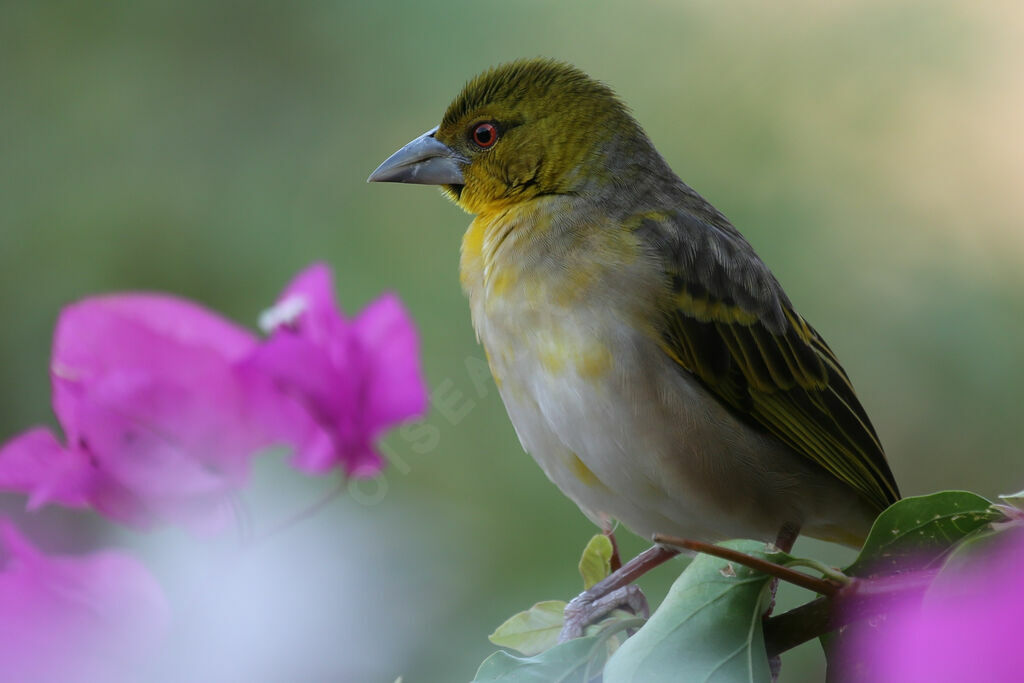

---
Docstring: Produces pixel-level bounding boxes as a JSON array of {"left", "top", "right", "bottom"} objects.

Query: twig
[
  {"left": 651, "top": 534, "right": 940, "bottom": 656},
  {"left": 653, "top": 534, "right": 840, "bottom": 597},
  {"left": 245, "top": 475, "right": 347, "bottom": 549}
]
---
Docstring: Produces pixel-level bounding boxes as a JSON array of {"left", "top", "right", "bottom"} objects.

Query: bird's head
[{"left": 368, "top": 59, "right": 650, "bottom": 216}]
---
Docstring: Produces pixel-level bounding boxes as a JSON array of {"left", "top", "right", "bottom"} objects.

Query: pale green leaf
[
  {"left": 603, "top": 539, "right": 781, "bottom": 683},
  {"left": 474, "top": 636, "right": 606, "bottom": 683},
  {"left": 489, "top": 600, "right": 568, "bottom": 656},
  {"left": 578, "top": 534, "right": 614, "bottom": 590}
]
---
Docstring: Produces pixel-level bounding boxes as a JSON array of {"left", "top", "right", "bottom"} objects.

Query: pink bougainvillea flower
[
  {"left": 0, "top": 264, "right": 428, "bottom": 529},
  {"left": 245, "top": 263, "right": 428, "bottom": 476},
  {"left": 846, "top": 527, "right": 1024, "bottom": 681},
  {"left": 0, "top": 520, "right": 169, "bottom": 682},
  {"left": 0, "top": 294, "right": 272, "bottom": 531}
]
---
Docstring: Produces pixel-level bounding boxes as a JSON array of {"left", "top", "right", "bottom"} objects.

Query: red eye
[{"left": 471, "top": 122, "right": 498, "bottom": 148}]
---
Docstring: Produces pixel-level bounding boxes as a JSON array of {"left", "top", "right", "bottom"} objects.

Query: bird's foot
[
  {"left": 559, "top": 583, "right": 649, "bottom": 642},
  {"left": 557, "top": 543, "right": 679, "bottom": 642}
]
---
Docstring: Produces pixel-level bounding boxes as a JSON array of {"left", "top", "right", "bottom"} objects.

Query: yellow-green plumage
[{"left": 370, "top": 58, "right": 899, "bottom": 548}]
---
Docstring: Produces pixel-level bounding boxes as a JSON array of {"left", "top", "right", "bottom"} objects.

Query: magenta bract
[
  {"left": 0, "top": 520, "right": 168, "bottom": 681},
  {"left": 248, "top": 263, "right": 428, "bottom": 476},
  {"left": 0, "top": 264, "right": 427, "bottom": 530}
]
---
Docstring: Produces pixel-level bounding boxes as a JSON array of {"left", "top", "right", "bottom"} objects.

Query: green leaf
[
  {"left": 845, "top": 490, "right": 1002, "bottom": 577},
  {"left": 999, "top": 488, "right": 1024, "bottom": 510},
  {"left": 578, "top": 534, "right": 614, "bottom": 590},
  {"left": 925, "top": 522, "right": 1024, "bottom": 601},
  {"left": 603, "top": 539, "right": 781, "bottom": 683},
  {"left": 489, "top": 600, "right": 568, "bottom": 656},
  {"left": 473, "top": 636, "right": 606, "bottom": 683}
]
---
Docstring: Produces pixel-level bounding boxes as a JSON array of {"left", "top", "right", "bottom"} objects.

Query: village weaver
[{"left": 368, "top": 58, "right": 899, "bottom": 635}]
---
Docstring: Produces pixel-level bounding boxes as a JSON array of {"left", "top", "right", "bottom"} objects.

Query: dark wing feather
[{"left": 636, "top": 210, "right": 900, "bottom": 512}]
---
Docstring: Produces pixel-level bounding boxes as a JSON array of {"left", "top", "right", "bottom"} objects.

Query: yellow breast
[
  {"left": 460, "top": 199, "right": 645, "bottom": 309},
  {"left": 459, "top": 199, "right": 648, "bottom": 393}
]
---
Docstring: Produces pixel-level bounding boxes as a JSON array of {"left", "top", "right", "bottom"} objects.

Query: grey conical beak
[{"left": 367, "top": 127, "right": 466, "bottom": 185}]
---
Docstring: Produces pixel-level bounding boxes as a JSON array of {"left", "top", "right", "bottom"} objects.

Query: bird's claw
[{"left": 558, "top": 584, "right": 649, "bottom": 642}]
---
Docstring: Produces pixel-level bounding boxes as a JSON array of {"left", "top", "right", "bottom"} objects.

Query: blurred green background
[{"left": 1, "top": 1, "right": 1022, "bottom": 681}]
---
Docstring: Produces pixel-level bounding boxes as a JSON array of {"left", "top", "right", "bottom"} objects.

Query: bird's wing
[{"left": 635, "top": 209, "right": 899, "bottom": 511}]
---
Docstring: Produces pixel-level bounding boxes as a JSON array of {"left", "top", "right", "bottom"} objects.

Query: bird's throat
[{"left": 459, "top": 203, "right": 547, "bottom": 294}]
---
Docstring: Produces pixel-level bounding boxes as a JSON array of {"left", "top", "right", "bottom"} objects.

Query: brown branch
[
  {"left": 650, "top": 533, "right": 939, "bottom": 657},
  {"left": 763, "top": 570, "right": 936, "bottom": 657},
  {"left": 763, "top": 596, "right": 837, "bottom": 657},
  {"left": 653, "top": 534, "right": 840, "bottom": 597}
]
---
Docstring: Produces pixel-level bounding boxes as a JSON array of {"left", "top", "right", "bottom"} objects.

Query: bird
[{"left": 367, "top": 58, "right": 899, "bottom": 630}]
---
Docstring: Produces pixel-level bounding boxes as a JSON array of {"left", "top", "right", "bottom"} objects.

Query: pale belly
[{"left": 476, "top": 301, "right": 872, "bottom": 545}]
